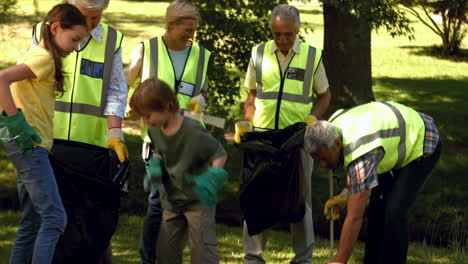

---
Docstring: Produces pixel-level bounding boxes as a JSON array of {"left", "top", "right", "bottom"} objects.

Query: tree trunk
[{"left": 322, "top": 2, "right": 374, "bottom": 115}]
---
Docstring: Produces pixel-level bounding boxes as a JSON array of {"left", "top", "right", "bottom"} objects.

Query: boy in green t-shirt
[{"left": 130, "top": 78, "right": 228, "bottom": 264}]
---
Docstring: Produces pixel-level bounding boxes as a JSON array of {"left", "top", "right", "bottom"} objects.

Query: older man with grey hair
[
  {"left": 31, "top": 0, "right": 127, "bottom": 263},
  {"left": 237, "top": 4, "right": 331, "bottom": 264},
  {"left": 304, "top": 101, "right": 441, "bottom": 264}
]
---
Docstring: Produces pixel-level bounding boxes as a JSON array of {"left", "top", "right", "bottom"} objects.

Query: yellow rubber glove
[
  {"left": 324, "top": 188, "right": 350, "bottom": 221},
  {"left": 234, "top": 121, "right": 253, "bottom": 144},
  {"left": 106, "top": 128, "right": 128, "bottom": 163},
  {"left": 186, "top": 94, "right": 206, "bottom": 113},
  {"left": 304, "top": 114, "right": 317, "bottom": 126}
]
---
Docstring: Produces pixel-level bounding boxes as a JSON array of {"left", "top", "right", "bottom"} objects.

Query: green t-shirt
[{"left": 148, "top": 116, "right": 226, "bottom": 212}]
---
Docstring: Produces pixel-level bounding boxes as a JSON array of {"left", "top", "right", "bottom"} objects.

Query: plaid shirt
[{"left": 348, "top": 112, "right": 440, "bottom": 194}]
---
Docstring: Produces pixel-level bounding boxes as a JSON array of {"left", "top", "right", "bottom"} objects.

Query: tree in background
[
  {"left": 0, "top": 0, "right": 16, "bottom": 23},
  {"left": 321, "top": 0, "right": 414, "bottom": 112},
  {"left": 192, "top": 0, "right": 287, "bottom": 118},
  {"left": 401, "top": 0, "right": 467, "bottom": 55}
]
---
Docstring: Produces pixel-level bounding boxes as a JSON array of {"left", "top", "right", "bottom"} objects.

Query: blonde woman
[{"left": 125, "top": 1, "right": 211, "bottom": 263}]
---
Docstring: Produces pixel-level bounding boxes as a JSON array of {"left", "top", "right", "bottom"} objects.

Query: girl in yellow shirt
[{"left": 0, "top": 4, "right": 87, "bottom": 263}]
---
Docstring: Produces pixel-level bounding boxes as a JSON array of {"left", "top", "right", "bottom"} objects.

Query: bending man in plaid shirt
[{"left": 303, "top": 101, "right": 441, "bottom": 264}]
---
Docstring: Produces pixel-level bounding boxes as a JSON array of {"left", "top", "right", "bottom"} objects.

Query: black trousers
[{"left": 364, "top": 142, "right": 441, "bottom": 264}]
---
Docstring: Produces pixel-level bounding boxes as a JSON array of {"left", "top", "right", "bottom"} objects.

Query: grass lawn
[
  {"left": 0, "top": 0, "right": 467, "bottom": 262},
  {"left": 0, "top": 210, "right": 465, "bottom": 264}
]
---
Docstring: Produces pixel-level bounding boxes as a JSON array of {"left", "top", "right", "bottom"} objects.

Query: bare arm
[
  {"left": 212, "top": 155, "right": 227, "bottom": 168},
  {"left": 0, "top": 64, "right": 36, "bottom": 115},
  {"left": 334, "top": 189, "right": 371, "bottom": 263},
  {"left": 107, "top": 115, "right": 123, "bottom": 130},
  {"left": 124, "top": 43, "right": 143, "bottom": 89},
  {"left": 244, "top": 89, "right": 256, "bottom": 122},
  {"left": 154, "top": 152, "right": 163, "bottom": 159},
  {"left": 311, "top": 88, "right": 331, "bottom": 119}
]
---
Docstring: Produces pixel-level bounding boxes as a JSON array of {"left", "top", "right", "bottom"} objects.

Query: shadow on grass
[
  {"left": 373, "top": 76, "right": 468, "bottom": 153},
  {"left": 103, "top": 12, "right": 164, "bottom": 38},
  {"left": 6, "top": 10, "right": 164, "bottom": 39},
  {"left": 8, "top": 12, "right": 46, "bottom": 25},
  {"left": 399, "top": 45, "right": 468, "bottom": 63},
  {"left": 300, "top": 9, "right": 323, "bottom": 15},
  {"left": 0, "top": 61, "right": 14, "bottom": 70}
]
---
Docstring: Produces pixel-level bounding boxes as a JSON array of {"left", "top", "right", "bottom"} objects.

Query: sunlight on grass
[
  {"left": 0, "top": 211, "right": 466, "bottom": 263},
  {"left": 0, "top": 1, "right": 467, "bottom": 263}
]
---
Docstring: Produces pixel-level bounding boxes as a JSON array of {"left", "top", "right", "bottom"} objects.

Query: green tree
[
  {"left": 401, "top": 0, "right": 467, "bottom": 55},
  {"left": 321, "top": 0, "right": 414, "bottom": 112},
  {"left": 191, "top": 0, "right": 287, "bottom": 118},
  {"left": 0, "top": 0, "right": 16, "bottom": 23}
]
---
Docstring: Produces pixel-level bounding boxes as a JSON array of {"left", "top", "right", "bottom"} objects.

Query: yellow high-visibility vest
[
  {"left": 330, "top": 101, "right": 425, "bottom": 173},
  {"left": 135, "top": 37, "right": 210, "bottom": 138},
  {"left": 33, "top": 22, "right": 123, "bottom": 147},
  {"left": 252, "top": 40, "right": 322, "bottom": 129}
]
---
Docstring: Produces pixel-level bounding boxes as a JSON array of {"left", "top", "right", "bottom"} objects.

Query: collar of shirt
[
  {"left": 79, "top": 22, "right": 103, "bottom": 49},
  {"left": 90, "top": 22, "right": 103, "bottom": 43},
  {"left": 270, "top": 36, "right": 301, "bottom": 55}
]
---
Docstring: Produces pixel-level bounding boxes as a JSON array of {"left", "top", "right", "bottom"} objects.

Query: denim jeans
[
  {"left": 363, "top": 142, "right": 441, "bottom": 264},
  {"left": 139, "top": 154, "right": 163, "bottom": 264},
  {"left": 5, "top": 140, "right": 67, "bottom": 264}
]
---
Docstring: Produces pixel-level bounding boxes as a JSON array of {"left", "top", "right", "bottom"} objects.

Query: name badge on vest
[
  {"left": 286, "top": 67, "right": 305, "bottom": 81},
  {"left": 178, "top": 81, "right": 195, "bottom": 97},
  {"left": 80, "top": 59, "right": 104, "bottom": 79}
]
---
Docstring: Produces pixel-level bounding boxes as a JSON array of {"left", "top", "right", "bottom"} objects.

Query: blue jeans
[
  {"left": 139, "top": 155, "right": 163, "bottom": 264},
  {"left": 5, "top": 140, "right": 67, "bottom": 264}
]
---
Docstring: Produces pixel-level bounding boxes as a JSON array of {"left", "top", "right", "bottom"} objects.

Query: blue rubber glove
[
  {"left": 185, "top": 166, "right": 229, "bottom": 208},
  {"left": 144, "top": 156, "right": 163, "bottom": 192},
  {"left": 3, "top": 109, "right": 42, "bottom": 154}
]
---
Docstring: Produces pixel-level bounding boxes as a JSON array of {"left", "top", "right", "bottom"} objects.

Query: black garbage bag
[
  {"left": 237, "top": 122, "right": 306, "bottom": 236},
  {"left": 49, "top": 139, "right": 129, "bottom": 264}
]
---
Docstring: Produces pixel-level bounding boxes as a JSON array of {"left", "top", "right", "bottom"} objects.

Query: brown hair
[
  {"left": 130, "top": 78, "right": 180, "bottom": 115},
  {"left": 42, "top": 3, "right": 86, "bottom": 97}
]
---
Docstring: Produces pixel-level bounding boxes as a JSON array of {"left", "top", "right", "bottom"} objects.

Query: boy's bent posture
[{"left": 130, "top": 78, "right": 227, "bottom": 264}]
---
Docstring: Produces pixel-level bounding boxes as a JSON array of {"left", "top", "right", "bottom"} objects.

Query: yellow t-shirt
[{"left": 11, "top": 45, "right": 56, "bottom": 151}]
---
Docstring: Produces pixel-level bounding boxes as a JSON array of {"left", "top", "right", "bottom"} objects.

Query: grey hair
[
  {"left": 64, "top": 0, "right": 109, "bottom": 10},
  {"left": 165, "top": 0, "right": 200, "bottom": 28},
  {"left": 304, "top": 121, "right": 342, "bottom": 153},
  {"left": 269, "top": 4, "right": 301, "bottom": 29}
]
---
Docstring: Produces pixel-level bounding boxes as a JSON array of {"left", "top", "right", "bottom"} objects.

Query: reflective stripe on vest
[
  {"left": 330, "top": 101, "right": 425, "bottom": 173},
  {"left": 33, "top": 22, "right": 123, "bottom": 147},
  {"left": 139, "top": 37, "right": 210, "bottom": 138},
  {"left": 142, "top": 37, "right": 210, "bottom": 107},
  {"left": 252, "top": 40, "right": 322, "bottom": 129},
  {"left": 54, "top": 27, "right": 117, "bottom": 116}
]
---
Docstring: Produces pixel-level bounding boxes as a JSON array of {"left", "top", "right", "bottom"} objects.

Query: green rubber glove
[
  {"left": 3, "top": 109, "right": 42, "bottom": 154},
  {"left": 0, "top": 114, "right": 5, "bottom": 127},
  {"left": 144, "top": 156, "right": 163, "bottom": 192},
  {"left": 185, "top": 166, "right": 229, "bottom": 208},
  {"left": 0, "top": 115, "right": 6, "bottom": 144}
]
